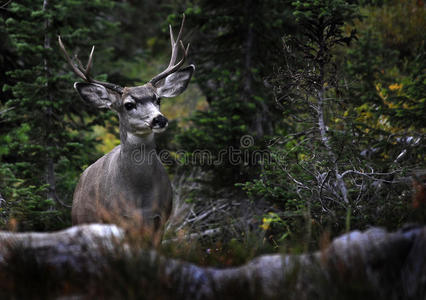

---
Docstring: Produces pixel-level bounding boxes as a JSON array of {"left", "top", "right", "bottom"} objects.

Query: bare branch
[
  {"left": 341, "top": 170, "right": 398, "bottom": 183},
  {"left": 0, "top": 107, "right": 14, "bottom": 116},
  {"left": 0, "top": 0, "right": 12, "bottom": 9},
  {"left": 341, "top": 169, "right": 398, "bottom": 179}
]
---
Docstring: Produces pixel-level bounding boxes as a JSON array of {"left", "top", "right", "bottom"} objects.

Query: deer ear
[
  {"left": 74, "top": 82, "right": 115, "bottom": 109},
  {"left": 155, "top": 65, "right": 195, "bottom": 98}
]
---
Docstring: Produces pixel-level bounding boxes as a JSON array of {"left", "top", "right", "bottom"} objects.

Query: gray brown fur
[
  {"left": 71, "top": 65, "right": 194, "bottom": 235},
  {"left": 63, "top": 17, "right": 194, "bottom": 237},
  {"left": 72, "top": 137, "right": 173, "bottom": 229}
]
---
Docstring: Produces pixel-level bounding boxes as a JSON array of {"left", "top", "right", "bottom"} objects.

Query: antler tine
[
  {"left": 150, "top": 14, "right": 189, "bottom": 85},
  {"left": 85, "top": 46, "right": 95, "bottom": 76},
  {"left": 168, "top": 14, "right": 185, "bottom": 68},
  {"left": 149, "top": 42, "right": 189, "bottom": 85},
  {"left": 58, "top": 36, "right": 123, "bottom": 94},
  {"left": 169, "top": 25, "right": 175, "bottom": 49},
  {"left": 58, "top": 35, "right": 88, "bottom": 81},
  {"left": 75, "top": 55, "right": 86, "bottom": 73}
]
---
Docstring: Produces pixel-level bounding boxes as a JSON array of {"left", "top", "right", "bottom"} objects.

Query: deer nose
[{"left": 152, "top": 115, "right": 168, "bottom": 129}]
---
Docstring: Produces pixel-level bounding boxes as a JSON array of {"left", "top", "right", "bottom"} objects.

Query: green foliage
[
  {"left": 346, "top": 0, "right": 426, "bottom": 131},
  {"left": 174, "top": 0, "right": 297, "bottom": 185},
  {"left": 242, "top": 0, "right": 424, "bottom": 243},
  {"left": 0, "top": 163, "right": 59, "bottom": 231},
  {"left": 292, "top": 0, "right": 359, "bottom": 23},
  {"left": 0, "top": 0, "right": 119, "bottom": 230},
  {"left": 0, "top": 0, "right": 423, "bottom": 251}
]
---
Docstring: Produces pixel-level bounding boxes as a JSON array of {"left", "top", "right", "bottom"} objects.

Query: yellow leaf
[
  {"left": 260, "top": 223, "right": 270, "bottom": 230},
  {"left": 261, "top": 217, "right": 271, "bottom": 231},
  {"left": 389, "top": 83, "right": 403, "bottom": 91}
]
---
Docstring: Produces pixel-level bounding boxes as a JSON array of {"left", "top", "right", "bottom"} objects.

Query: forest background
[{"left": 0, "top": 0, "right": 424, "bottom": 260}]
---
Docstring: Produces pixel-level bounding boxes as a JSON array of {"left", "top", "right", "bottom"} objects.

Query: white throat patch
[{"left": 127, "top": 132, "right": 154, "bottom": 145}]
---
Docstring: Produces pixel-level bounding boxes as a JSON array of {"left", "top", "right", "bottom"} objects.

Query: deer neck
[{"left": 118, "top": 127, "right": 157, "bottom": 172}]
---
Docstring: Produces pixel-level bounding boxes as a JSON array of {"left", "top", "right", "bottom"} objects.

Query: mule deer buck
[{"left": 59, "top": 16, "right": 194, "bottom": 239}]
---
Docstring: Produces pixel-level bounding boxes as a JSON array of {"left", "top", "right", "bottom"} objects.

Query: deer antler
[
  {"left": 58, "top": 36, "right": 124, "bottom": 94},
  {"left": 149, "top": 14, "right": 190, "bottom": 85}
]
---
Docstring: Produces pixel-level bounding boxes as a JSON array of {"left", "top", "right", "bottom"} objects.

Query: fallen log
[{"left": 0, "top": 224, "right": 425, "bottom": 299}]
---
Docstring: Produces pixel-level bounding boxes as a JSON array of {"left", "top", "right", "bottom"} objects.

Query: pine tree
[
  {"left": 173, "top": 0, "right": 296, "bottom": 185},
  {"left": 243, "top": 0, "right": 425, "bottom": 238},
  {"left": 242, "top": 0, "right": 367, "bottom": 237},
  {"left": 1, "top": 0, "right": 118, "bottom": 230}
]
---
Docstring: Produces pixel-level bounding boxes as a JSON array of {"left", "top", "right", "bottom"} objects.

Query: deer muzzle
[{"left": 152, "top": 115, "right": 168, "bottom": 132}]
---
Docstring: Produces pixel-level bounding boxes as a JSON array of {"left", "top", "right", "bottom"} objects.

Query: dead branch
[{"left": 0, "top": 224, "right": 425, "bottom": 299}]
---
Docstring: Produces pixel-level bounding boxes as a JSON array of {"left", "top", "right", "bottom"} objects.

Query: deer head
[{"left": 59, "top": 15, "right": 194, "bottom": 137}]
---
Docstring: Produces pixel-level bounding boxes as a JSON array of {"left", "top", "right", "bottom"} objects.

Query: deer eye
[{"left": 124, "top": 102, "right": 136, "bottom": 111}]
